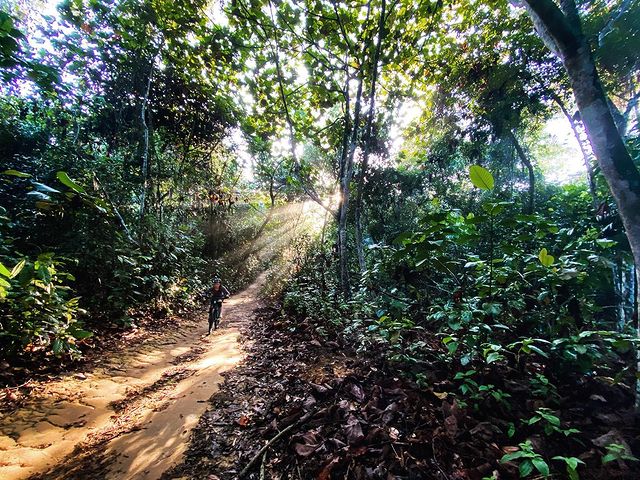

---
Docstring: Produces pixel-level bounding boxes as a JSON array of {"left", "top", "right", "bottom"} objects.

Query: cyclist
[{"left": 208, "top": 277, "right": 230, "bottom": 334}]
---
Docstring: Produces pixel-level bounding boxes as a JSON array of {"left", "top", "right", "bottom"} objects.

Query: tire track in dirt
[{"left": 0, "top": 275, "right": 265, "bottom": 480}]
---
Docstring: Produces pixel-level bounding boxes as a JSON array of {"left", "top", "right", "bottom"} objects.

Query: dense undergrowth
[
  {"left": 171, "top": 296, "right": 639, "bottom": 480},
  {"left": 0, "top": 167, "right": 277, "bottom": 369},
  {"left": 278, "top": 169, "right": 640, "bottom": 479},
  {"left": 2, "top": 0, "right": 640, "bottom": 477}
]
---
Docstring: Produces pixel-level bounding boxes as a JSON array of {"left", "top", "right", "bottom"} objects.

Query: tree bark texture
[
  {"left": 523, "top": 0, "right": 640, "bottom": 410},
  {"left": 508, "top": 130, "right": 535, "bottom": 214},
  {"left": 355, "top": 0, "right": 387, "bottom": 274},
  {"left": 138, "top": 66, "right": 154, "bottom": 224}
]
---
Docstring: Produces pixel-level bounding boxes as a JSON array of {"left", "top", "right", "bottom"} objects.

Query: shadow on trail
[{"left": 24, "top": 279, "right": 266, "bottom": 480}]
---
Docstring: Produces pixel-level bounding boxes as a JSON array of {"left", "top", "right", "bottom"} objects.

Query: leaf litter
[{"left": 166, "top": 305, "right": 640, "bottom": 480}]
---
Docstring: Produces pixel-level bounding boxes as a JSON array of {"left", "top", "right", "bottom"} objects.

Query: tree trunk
[
  {"left": 93, "top": 173, "right": 133, "bottom": 242},
  {"left": 355, "top": 0, "right": 387, "bottom": 274},
  {"left": 138, "top": 66, "right": 153, "bottom": 224},
  {"left": 337, "top": 74, "right": 365, "bottom": 299},
  {"left": 522, "top": 0, "right": 640, "bottom": 410},
  {"left": 507, "top": 130, "right": 535, "bottom": 214},
  {"left": 551, "top": 93, "right": 598, "bottom": 210}
]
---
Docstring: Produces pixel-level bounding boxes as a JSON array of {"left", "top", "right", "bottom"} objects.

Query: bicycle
[{"left": 208, "top": 299, "right": 225, "bottom": 333}]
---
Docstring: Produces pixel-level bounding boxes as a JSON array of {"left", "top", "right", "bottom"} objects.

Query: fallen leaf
[
  {"left": 318, "top": 456, "right": 342, "bottom": 480},
  {"left": 432, "top": 391, "right": 449, "bottom": 400},
  {"left": 444, "top": 414, "right": 458, "bottom": 438},
  {"left": 345, "top": 415, "right": 365, "bottom": 444},
  {"left": 349, "top": 383, "right": 366, "bottom": 402},
  {"left": 294, "top": 442, "right": 320, "bottom": 456},
  {"left": 502, "top": 446, "right": 520, "bottom": 453},
  {"left": 236, "top": 415, "right": 250, "bottom": 427}
]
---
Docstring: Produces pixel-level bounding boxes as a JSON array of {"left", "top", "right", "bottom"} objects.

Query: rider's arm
[{"left": 222, "top": 285, "right": 230, "bottom": 298}]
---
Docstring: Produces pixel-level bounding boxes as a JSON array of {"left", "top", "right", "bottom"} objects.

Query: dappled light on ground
[{"left": 0, "top": 276, "right": 266, "bottom": 480}]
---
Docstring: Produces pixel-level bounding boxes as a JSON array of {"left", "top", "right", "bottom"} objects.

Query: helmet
[{"left": 213, "top": 277, "right": 221, "bottom": 283}]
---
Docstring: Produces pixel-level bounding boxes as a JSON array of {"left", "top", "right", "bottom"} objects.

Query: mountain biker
[{"left": 208, "top": 277, "right": 230, "bottom": 334}]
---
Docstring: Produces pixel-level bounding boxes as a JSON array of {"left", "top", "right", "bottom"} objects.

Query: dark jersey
[{"left": 209, "top": 285, "right": 230, "bottom": 304}]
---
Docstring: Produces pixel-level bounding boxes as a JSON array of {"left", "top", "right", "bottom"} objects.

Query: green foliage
[
  {"left": 602, "top": 443, "right": 640, "bottom": 465},
  {"left": 452, "top": 369, "right": 511, "bottom": 408},
  {"left": 1, "top": 11, "right": 639, "bottom": 480},
  {"left": 469, "top": 165, "right": 495, "bottom": 190},
  {"left": 0, "top": 11, "right": 58, "bottom": 89},
  {"left": 501, "top": 440, "right": 550, "bottom": 478},
  {"left": 551, "top": 456, "right": 585, "bottom": 480},
  {"left": 0, "top": 249, "right": 88, "bottom": 360},
  {"left": 0, "top": 0, "right": 255, "bottom": 364},
  {"left": 538, "top": 248, "right": 554, "bottom": 267},
  {"left": 529, "top": 373, "right": 559, "bottom": 403},
  {"left": 525, "top": 408, "right": 579, "bottom": 437}
]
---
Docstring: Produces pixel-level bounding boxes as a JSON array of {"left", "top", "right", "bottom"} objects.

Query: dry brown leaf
[
  {"left": 345, "top": 415, "right": 365, "bottom": 444},
  {"left": 236, "top": 415, "right": 250, "bottom": 427}
]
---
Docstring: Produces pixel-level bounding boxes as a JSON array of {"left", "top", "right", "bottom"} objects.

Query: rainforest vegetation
[{"left": 1, "top": 0, "right": 640, "bottom": 478}]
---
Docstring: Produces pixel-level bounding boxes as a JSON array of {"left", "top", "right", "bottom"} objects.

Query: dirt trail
[{"left": 0, "top": 275, "right": 265, "bottom": 480}]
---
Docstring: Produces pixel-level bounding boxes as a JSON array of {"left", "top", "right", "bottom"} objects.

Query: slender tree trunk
[
  {"left": 632, "top": 81, "right": 640, "bottom": 127},
  {"left": 355, "top": 0, "right": 387, "bottom": 273},
  {"left": 93, "top": 173, "right": 133, "bottom": 242},
  {"left": 138, "top": 66, "right": 153, "bottom": 224},
  {"left": 507, "top": 130, "right": 535, "bottom": 214},
  {"left": 255, "top": 180, "right": 276, "bottom": 238},
  {"left": 522, "top": 0, "right": 640, "bottom": 410},
  {"left": 337, "top": 74, "right": 365, "bottom": 298},
  {"left": 552, "top": 93, "right": 598, "bottom": 210}
]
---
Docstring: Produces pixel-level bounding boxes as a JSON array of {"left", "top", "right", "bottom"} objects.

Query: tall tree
[{"left": 521, "top": 0, "right": 640, "bottom": 406}]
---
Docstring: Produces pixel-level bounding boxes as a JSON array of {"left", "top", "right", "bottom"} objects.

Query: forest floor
[
  {"left": 0, "top": 274, "right": 265, "bottom": 480},
  {"left": 2, "top": 271, "right": 639, "bottom": 480},
  {"left": 167, "top": 302, "right": 640, "bottom": 480}
]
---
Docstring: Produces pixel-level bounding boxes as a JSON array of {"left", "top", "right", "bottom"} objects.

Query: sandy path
[{"left": 0, "top": 276, "right": 264, "bottom": 480}]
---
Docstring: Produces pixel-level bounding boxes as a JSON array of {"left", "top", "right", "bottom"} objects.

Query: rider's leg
[
  {"left": 214, "top": 305, "right": 221, "bottom": 329},
  {"left": 208, "top": 310, "right": 214, "bottom": 334}
]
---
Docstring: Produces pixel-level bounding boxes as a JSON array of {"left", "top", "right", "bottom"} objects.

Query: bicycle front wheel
[{"left": 213, "top": 306, "right": 221, "bottom": 329}]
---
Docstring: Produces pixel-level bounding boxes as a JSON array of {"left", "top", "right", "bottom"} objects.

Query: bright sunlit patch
[
  {"left": 224, "top": 128, "right": 254, "bottom": 182},
  {"left": 389, "top": 99, "right": 424, "bottom": 160},
  {"left": 538, "top": 114, "right": 587, "bottom": 184},
  {"left": 207, "top": 0, "right": 229, "bottom": 27}
]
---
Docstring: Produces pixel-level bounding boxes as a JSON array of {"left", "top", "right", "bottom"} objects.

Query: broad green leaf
[
  {"left": 486, "top": 352, "right": 502, "bottom": 363},
  {"left": 538, "top": 248, "right": 554, "bottom": 267},
  {"left": 469, "top": 165, "right": 494, "bottom": 190},
  {"left": 56, "top": 171, "right": 85, "bottom": 193},
  {"left": 0, "top": 262, "right": 10, "bottom": 277},
  {"left": 528, "top": 345, "right": 549, "bottom": 358},
  {"left": 595, "top": 239, "right": 616, "bottom": 248},
  {"left": 532, "top": 457, "right": 549, "bottom": 476},
  {"left": 52, "top": 338, "right": 64, "bottom": 355},
  {"left": 518, "top": 459, "right": 534, "bottom": 477},
  {"left": 2, "top": 169, "right": 31, "bottom": 178},
  {"left": 10, "top": 260, "right": 25, "bottom": 278},
  {"left": 71, "top": 329, "right": 93, "bottom": 340},
  {"left": 501, "top": 450, "right": 528, "bottom": 462}
]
